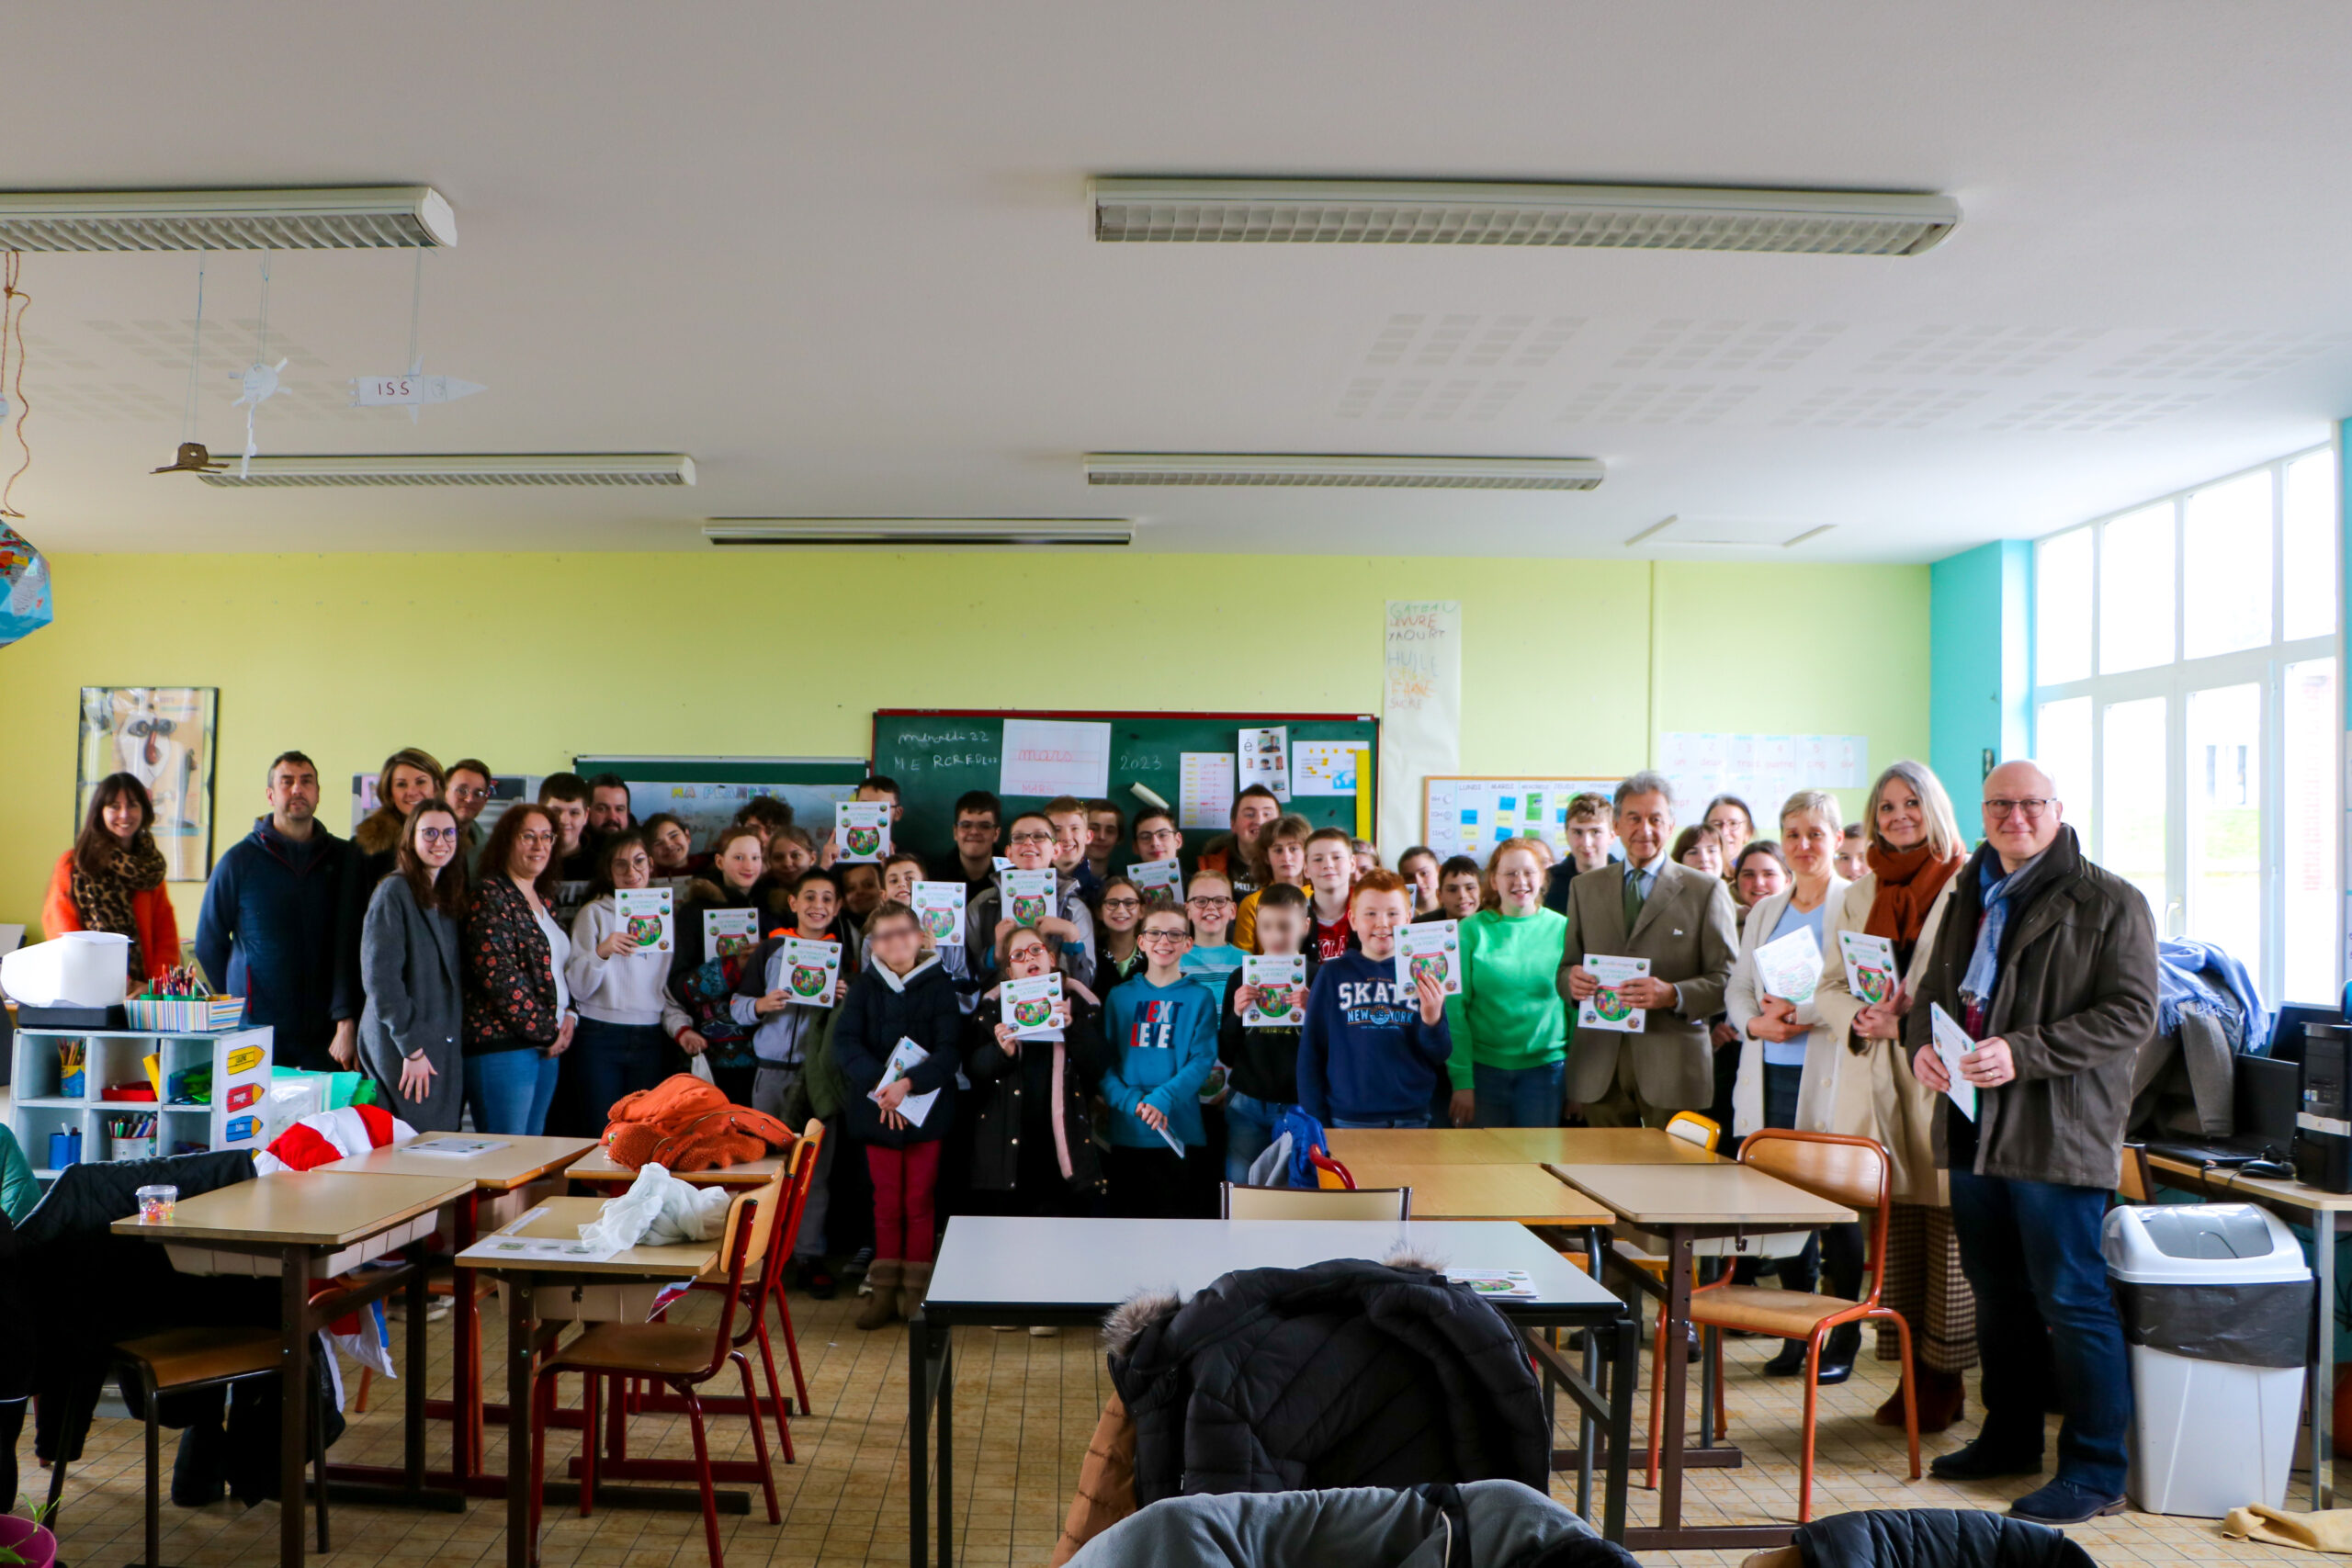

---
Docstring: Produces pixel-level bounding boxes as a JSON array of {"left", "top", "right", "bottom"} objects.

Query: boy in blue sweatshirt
[
  {"left": 1101, "top": 903, "right": 1220, "bottom": 1216},
  {"left": 1297, "top": 870, "right": 1452, "bottom": 1128}
]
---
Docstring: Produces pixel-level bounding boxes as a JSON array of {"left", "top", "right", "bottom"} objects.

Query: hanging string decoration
[
  {"left": 349, "top": 246, "right": 482, "bottom": 418},
  {"left": 0, "top": 252, "right": 34, "bottom": 518},
  {"left": 155, "top": 250, "right": 223, "bottom": 474},
  {"left": 228, "top": 250, "right": 287, "bottom": 479}
]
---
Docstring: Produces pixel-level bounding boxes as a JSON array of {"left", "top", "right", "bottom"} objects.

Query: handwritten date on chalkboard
[
  {"left": 896, "top": 728, "right": 989, "bottom": 749},
  {"left": 1115, "top": 753, "right": 1167, "bottom": 773}
]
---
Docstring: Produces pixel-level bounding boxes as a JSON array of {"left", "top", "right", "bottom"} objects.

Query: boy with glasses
[
  {"left": 1101, "top": 905, "right": 1218, "bottom": 1215},
  {"left": 1131, "top": 807, "right": 1184, "bottom": 888},
  {"left": 445, "top": 758, "right": 494, "bottom": 869},
  {"left": 965, "top": 810, "right": 1096, "bottom": 988}
]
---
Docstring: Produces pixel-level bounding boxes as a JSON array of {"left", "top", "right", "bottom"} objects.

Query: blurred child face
[
  {"left": 842, "top": 863, "right": 883, "bottom": 918},
  {"left": 1098, "top": 886, "right": 1143, "bottom": 932},
  {"left": 1305, "top": 838, "right": 1354, "bottom": 897},
  {"left": 882, "top": 861, "right": 921, "bottom": 905},
  {"left": 1266, "top": 836, "right": 1306, "bottom": 885},
  {"left": 790, "top": 879, "right": 839, "bottom": 932},
  {"left": 870, "top": 912, "right": 922, "bottom": 974},
  {"left": 771, "top": 833, "right": 813, "bottom": 878},
  {"left": 1007, "top": 929, "right": 1053, "bottom": 979},
  {"left": 1440, "top": 872, "right": 1481, "bottom": 919},
  {"left": 1253, "top": 902, "right": 1307, "bottom": 955}
]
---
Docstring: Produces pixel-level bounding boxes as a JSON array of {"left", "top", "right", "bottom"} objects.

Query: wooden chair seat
[
  {"left": 551, "top": 1322, "right": 716, "bottom": 1377},
  {"left": 1688, "top": 1284, "right": 1862, "bottom": 1339},
  {"left": 116, "top": 1326, "right": 282, "bottom": 1391}
]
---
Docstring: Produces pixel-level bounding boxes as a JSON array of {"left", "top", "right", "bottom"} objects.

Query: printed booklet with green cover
[
  {"left": 1128, "top": 856, "right": 1182, "bottom": 902},
  {"left": 1241, "top": 953, "right": 1307, "bottom": 1028},
  {"left": 1396, "top": 919, "right": 1462, "bottom": 997},
  {"left": 1002, "top": 869, "right": 1056, "bottom": 928},
  {"left": 1001, "top": 972, "right": 1065, "bottom": 1040},
  {"left": 779, "top": 935, "right": 843, "bottom": 1009},
  {"left": 912, "top": 881, "right": 966, "bottom": 947},
  {"left": 616, "top": 886, "right": 673, "bottom": 953},
  {"left": 1578, "top": 954, "right": 1649, "bottom": 1032},
  {"left": 833, "top": 800, "right": 892, "bottom": 863},
  {"left": 704, "top": 907, "right": 760, "bottom": 961}
]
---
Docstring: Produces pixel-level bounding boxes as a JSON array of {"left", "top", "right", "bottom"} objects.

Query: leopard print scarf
[{"left": 72, "top": 833, "right": 167, "bottom": 976}]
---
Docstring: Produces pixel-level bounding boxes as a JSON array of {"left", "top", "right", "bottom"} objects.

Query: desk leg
[
  {"left": 937, "top": 1327, "right": 954, "bottom": 1568},
  {"left": 1606, "top": 1311, "right": 1636, "bottom": 1545},
  {"left": 280, "top": 1248, "right": 311, "bottom": 1568},
  {"left": 2320, "top": 1218, "right": 2336, "bottom": 1509},
  {"left": 1578, "top": 1224, "right": 1601, "bottom": 1523},
  {"left": 909, "top": 1314, "right": 936, "bottom": 1568},
  {"left": 455, "top": 1190, "right": 481, "bottom": 1483},
  {"left": 1657, "top": 1230, "right": 1695, "bottom": 1530},
  {"left": 406, "top": 1241, "right": 429, "bottom": 1493},
  {"left": 507, "top": 1278, "right": 537, "bottom": 1568}
]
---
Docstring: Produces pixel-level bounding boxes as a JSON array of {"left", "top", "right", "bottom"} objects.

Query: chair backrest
[
  {"left": 775, "top": 1119, "right": 826, "bottom": 1257},
  {"left": 1738, "top": 1128, "right": 1887, "bottom": 1214},
  {"left": 1306, "top": 1147, "right": 1356, "bottom": 1190},
  {"left": 1663, "top": 1111, "right": 1721, "bottom": 1152},
  {"left": 1221, "top": 1182, "right": 1410, "bottom": 1220},
  {"left": 701, "top": 1177, "right": 785, "bottom": 1367},
  {"left": 2116, "top": 1143, "right": 2154, "bottom": 1205}
]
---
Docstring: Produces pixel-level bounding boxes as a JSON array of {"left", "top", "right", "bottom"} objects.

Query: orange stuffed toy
[{"left": 603, "top": 1074, "right": 795, "bottom": 1174}]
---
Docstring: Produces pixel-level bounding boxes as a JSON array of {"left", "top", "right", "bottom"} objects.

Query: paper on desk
[
  {"left": 1448, "top": 1269, "right": 1538, "bottom": 1299},
  {"left": 401, "top": 1136, "right": 510, "bottom": 1157},
  {"left": 1928, "top": 1002, "right": 1978, "bottom": 1122},
  {"left": 471, "top": 1209, "right": 625, "bottom": 1264}
]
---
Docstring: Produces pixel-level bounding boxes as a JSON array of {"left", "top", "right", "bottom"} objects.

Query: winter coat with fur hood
[{"left": 1104, "top": 1255, "right": 1549, "bottom": 1508}]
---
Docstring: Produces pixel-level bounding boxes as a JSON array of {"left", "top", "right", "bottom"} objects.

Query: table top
[
  {"left": 320, "top": 1134, "right": 599, "bottom": 1190},
  {"left": 454, "top": 1195, "right": 723, "bottom": 1278},
  {"left": 1549, "top": 1162, "right": 1856, "bottom": 1227},
  {"left": 1476, "top": 1127, "right": 1725, "bottom": 1166},
  {"left": 925, "top": 1216, "right": 1621, "bottom": 1315},
  {"left": 563, "top": 1147, "right": 791, "bottom": 1187},
  {"left": 111, "top": 1171, "right": 472, "bottom": 1247},
  {"left": 1325, "top": 1128, "right": 1512, "bottom": 1165},
  {"left": 1332, "top": 1162, "right": 1613, "bottom": 1226},
  {"left": 2146, "top": 1152, "right": 2352, "bottom": 1214}
]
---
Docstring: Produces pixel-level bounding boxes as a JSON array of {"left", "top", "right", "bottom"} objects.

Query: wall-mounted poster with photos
[{"left": 78, "top": 686, "right": 219, "bottom": 881}]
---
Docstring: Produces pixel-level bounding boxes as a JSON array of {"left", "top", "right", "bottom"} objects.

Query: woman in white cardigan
[
  {"left": 1725, "top": 791, "right": 1858, "bottom": 1380},
  {"left": 1812, "top": 759, "right": 1972, "bottom": 1432}
]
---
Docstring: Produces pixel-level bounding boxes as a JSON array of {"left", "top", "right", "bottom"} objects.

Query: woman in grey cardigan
[{"left": 358, "top": 798, "right": 468, "bottom": 1131}]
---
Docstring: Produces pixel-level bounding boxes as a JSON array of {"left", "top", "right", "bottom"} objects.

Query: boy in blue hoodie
[
  {"left": 1297, "top": 870, "right": 1452, "bottom": 1128},
  {"left": 1101, "top": 903, "right": 1220, "bottom": 1216}
]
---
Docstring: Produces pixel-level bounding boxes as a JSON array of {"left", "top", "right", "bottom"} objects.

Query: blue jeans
[
  {"left": 464, "top": 1047, "right": 560, "bottom": 1136},
  {"left": 1225, "top": 1090, "right": 1294, "bottom": 1183},
  {"left": 1949, "top": 1168, "right": 2132, "bottom": 1495},
  {"left": 570, "top": 1018, "right": 671, "bottom": 1127},
  {"left": 1472, "top": 1061, "right": 1566, "bottom": 1128},
  {"left": 1330, "top": 1114, "right": 1430, "bottom": 1130}
]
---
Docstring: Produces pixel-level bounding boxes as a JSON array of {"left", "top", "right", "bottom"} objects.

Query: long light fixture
[
  {"left": 0, "top": 186, "right": 456, "bottom": 251},
  {"left": 1082, "top": 453, "right": 1603, "bottom": 491},
  {"left": 704, "top": 519, "right": 1134, "bottom": 548},
  {"left": 1091, "top": 178, "right": 1957, "bottom": 255},
  {"left": 197, "top": 454, "right": 693, "bottom": 488}
]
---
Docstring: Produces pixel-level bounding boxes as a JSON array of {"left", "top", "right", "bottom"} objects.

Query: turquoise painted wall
[{"left": 1928, "top": 539, "right": 2032, "bottom": 805}]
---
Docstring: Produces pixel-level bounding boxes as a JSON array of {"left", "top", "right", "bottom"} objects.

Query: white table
[{"left": 908, "top": 1217, "right": 1639, "bottom": 1566}]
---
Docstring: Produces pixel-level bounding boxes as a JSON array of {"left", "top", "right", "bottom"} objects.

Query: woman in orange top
[{"left": 43, "top": 772, "right": 181, "bottom": 984}]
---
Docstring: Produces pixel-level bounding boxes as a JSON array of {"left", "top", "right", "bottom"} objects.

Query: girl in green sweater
[{"left": 1443, "top": 838, "right": 1570, "bottom": 1128}]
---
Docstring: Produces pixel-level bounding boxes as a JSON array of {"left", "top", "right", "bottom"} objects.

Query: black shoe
[
  {"left": 1814, "top": 1356, "right": 1854, "bottom": 1385},
  {"left": 2008, "top": 1478, "right": 2128, "bottom": 1525},
  {"left": 804, "top": 1264, "right": 837, "bottom": 1301},
  {"left": 1929, "top": 1438, "right": 2045, "bottom": 1482},
  {"left": 1762, "top": 1341, "right": 1810, "bottom": 1377}
]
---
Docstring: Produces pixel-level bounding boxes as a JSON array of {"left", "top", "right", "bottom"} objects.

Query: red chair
[
  {"left": 531, "top": 1178, "right": 785, "bottom": 1568},
  {"left": 1306, "top": 1146, "right": 1356, "bottom": 1190}
]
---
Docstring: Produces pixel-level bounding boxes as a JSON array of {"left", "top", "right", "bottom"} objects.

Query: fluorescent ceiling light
[
  {"left": 1083, "top": 453, "right": 1603, "bottom": 491},
  {"left": 704, "top": 519, "right": 1134, "bottom": 548},
  {"left": 1091, "top": 178, "right": 1958, "bottom": 256},
  {"left": 197, "top": 454, "right": 692, "bottom": 488},
  {"left": 0, "top": 186, "right": 455, "bottom": 251}
]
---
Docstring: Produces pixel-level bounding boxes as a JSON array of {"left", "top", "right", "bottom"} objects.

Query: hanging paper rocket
[
  {"left": 0, "top": 523, "right": 52, "bottom": 648},
  {"left": 349, "top": 364, "right": 485, "bottom": 421},
  {"left": 228, "top": 356, "right": 286, "bottom": 478}
]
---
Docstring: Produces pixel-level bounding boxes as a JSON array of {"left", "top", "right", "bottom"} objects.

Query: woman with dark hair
[
  {"left": 567, "top": 829, "right": 693, "bottom": 1126},
  {"left": 1703, "top": 795, "right": 1756, "bottom": 867},
  {"left": 333, "top": 747, "right": 446, "bottom": 1065},
  {"left": 462, "top": 802, "right": 576, "bottom": 1135},
  {"left": 43, "top": 772, "right": 178, "bottom": 983},
  {"left": 357, "top": 798, "right": 468, "bottom": 1131}
]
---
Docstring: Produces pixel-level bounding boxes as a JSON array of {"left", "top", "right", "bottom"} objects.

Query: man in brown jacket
[
  {"left": 1555, "top": 772, "right": 1738, "bottom": 1127},
  {"left": 1905, "top": 759, "right": 2156, "bottom": 1527}
]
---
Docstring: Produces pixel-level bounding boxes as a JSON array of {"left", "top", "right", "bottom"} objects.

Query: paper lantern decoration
[{"left": 0, "top": 524, "right": 51, "bottom": 648}]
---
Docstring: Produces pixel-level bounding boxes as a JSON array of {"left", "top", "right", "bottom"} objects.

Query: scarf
[
  {"left": 1960, "top": 856, "right": 2025, "bottom": 1019},
  {"left": 1863, "top": 840, "right": 1963, "bottom": 952},
  {"left": 72, "top": 832, "right": 166, "bottom": 976}
]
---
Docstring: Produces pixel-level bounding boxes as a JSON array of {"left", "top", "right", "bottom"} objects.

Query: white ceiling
[{"left": 12, "top": 1, "right": 2352, "bottom": 559}]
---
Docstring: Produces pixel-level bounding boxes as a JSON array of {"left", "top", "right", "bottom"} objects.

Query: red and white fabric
[{"left": 253, "top": 1102, "right": 415, "bottom": 1174}]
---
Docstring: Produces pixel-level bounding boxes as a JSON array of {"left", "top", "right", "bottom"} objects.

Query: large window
[{"left": 2032, "top": 446, "right": 2340, "bottom": 1006}]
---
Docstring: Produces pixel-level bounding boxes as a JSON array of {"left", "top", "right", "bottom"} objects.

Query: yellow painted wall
[{"left": 0, "top": 551, "right": 1931, "bottom": 937}]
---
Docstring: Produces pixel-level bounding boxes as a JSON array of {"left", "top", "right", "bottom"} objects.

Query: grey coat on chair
[{"left": 357, "top": 873, "right": 466, "bottom": 1131}]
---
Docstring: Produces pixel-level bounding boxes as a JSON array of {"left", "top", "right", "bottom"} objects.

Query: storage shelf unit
[{"left": 7, "top": 1025, "right": 272, "bottom": 1179}]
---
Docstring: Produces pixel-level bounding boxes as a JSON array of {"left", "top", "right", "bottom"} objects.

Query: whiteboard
[{"left": 1421, "top": 776, "right": 1620, "bottom": 861}]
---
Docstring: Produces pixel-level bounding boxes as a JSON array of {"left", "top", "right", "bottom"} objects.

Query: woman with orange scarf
[{"left": 1813, "top": 760, "right": 1974, "bottom": 1431}]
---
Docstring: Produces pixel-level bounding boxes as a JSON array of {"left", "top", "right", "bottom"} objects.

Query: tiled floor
[{"left": 22, "top": 1287, "right": 2318, "bottom": 1568}]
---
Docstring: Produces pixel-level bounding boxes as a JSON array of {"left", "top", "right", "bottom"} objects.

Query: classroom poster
[
  {"left": 704, "top": 908, "right": 760, "bottom": 961},
  {"left": 1000, "top": 717, "right": 1112, "bottom": 798},
  {"left": 1129, "top": 856, "right": 1183, "bottom": 903},
  {"left": 1578, "top": 954, "right": 1649, "bottom": 1033},
  {"left": 780, "top": 935, "right": 843, "bottom": 1008},
  {"left": 912, "top": 881, "right": 966, "bottom": 947},
  {"left": 833, "top": 800, "right": 891, "bottom": 863},
  {"left": 1290, "top": 739, "right": 1361, "bottom": 796},
  {"left": 1660, "top": 731, "right": 1868, "bottom": 820},
  {"left": 1001, "top": 869, "right": 1056, "bottom": 928},
  {"left": 1750, "top": 923, "right": 1820, "bottom": 1005},
  {"left": 1001, "top": 972, "right": 1065, "bottom": 1041},
  {"left": 1395, "top": 919, "right": 1462, "bottom": 997},
  {"left": 1240, "top": 953, "right": 1307, "bottom": 1027},
  {"left": 1238, "top": 726, "right": 1291, "bottom": 801},
  {"left": 616, "top": 886, "right": 673, "bottom": 953},
  {"left": 1380, "top": 600, "right": 1461, "bottom": 859},
  {"left": 1179, "top": 751, "right": 1236, "bottom": 829},
  {"left": 1422, "top": 776, "right": 1617, "bottom": 861}
]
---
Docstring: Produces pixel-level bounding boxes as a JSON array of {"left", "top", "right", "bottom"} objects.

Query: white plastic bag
[{"left": 577, "top": 1161, "right": 728, "bottom": 1252}]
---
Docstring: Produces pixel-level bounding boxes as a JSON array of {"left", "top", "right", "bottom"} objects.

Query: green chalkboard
[
  {"left": 572, "top": 754, "right": 869, "bottom": 855},
  {"left": 871, "top": 710, "right": 1378, "bottom": 871}
]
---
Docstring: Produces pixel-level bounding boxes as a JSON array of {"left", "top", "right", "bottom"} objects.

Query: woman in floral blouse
[{"left": 463, "top": 802, "right": 577, "bottom": 1134}]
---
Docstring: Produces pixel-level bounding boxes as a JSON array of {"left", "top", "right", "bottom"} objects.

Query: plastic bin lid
[{"left": 2102, "top": 1202, "right": 2310, "bottom": 1285}]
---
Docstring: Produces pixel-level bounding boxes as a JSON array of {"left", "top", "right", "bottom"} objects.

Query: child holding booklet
[
  {"left": 1443, "top": 839, "right": 1569, "bottom": 1129},
  {"left": 1297, "top": 871, "right": 1452, "bottom": 1129},
  {"left": 1101, "top": 905, "right": 1219, "bottom": 1216},
  {"left": 1219, "top": 882, "right": 1317, "bottom": 1180},
  {"left": 1302, "top": 827, "right": 1361, "bottom": 961},
  {"left": 669, "top": 825, "right": 769, "bottom": 1102},
  {"left": 567, "top": 829, "right": 695, "bottom": 1122},
  {"left": 1180, "top": 870, "right": 1246, "bottom": 983},
  {"left": 730, "top": 870, "right": 850, "bottom": 1121},
  {"left": 1094, "top": 874, "right": 1148, "bottom": 984},
  {"left": 1130, "top": 807, "right": 1186, "bottom": 899},
  {"left": 831, "top": 900, "right": 962, "bottom": 1329},
  {"left": 1230, "top": 814, "right": 1311, "bottom": 953},
  {"left": 966, "top": 810, "right": 1096, "bottom": 988},
  {"left": 966, "top": 926, "right": 1106, "bottom": 1220}
]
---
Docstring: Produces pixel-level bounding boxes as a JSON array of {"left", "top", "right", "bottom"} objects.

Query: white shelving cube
[{"left": 6, "top": 1025, "right": 273, "bottom": 1180}]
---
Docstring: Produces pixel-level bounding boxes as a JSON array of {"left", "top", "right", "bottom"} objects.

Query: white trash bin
[{"left": 2102, "top": 1202, "right": 2312, "bottom": 1517}]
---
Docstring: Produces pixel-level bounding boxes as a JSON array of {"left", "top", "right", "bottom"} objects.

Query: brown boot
[
  {"left": 856, "top": 1259, "right": 903, "bottom": 1330},
  {"left": 899, "top": 1260, "right": 933, "bottom": 1321},
  {"left": 1878, "top": 1362, "right": 1966, "bottom": 1432}
]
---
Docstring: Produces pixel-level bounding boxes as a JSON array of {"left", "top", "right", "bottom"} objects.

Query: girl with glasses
[
  {"left": 1101, "top": 908, "right": 1219, "bottom": 1216},
  {"left": 1094, "top": 875, "right": 1148, "bottom": 984},
  {"left": 461, "top": 803, "right": 578, "bottom": 1134},
  {"left": 356, "top": 798, "right": 468, "bottom": 1131},
  {"left": 1179, "top": 870, "right": 1245, "bottom": 984},
  {"left": 333, "top": 747, "right": 447, "bottom": 1067}
]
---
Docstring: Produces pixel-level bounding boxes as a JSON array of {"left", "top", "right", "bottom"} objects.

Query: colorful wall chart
[
  {"left": 1422, "top": 775, "right": 1620, "bottom": 860},
  {"left": 1659, "top": 732, "right": 1869, "bottom": 817}
]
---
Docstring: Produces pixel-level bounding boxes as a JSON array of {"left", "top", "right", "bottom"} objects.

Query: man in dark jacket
[
  {"left": 194, "top": 751, "right": 349, "bottom": 1069},
  {"left": 1905, "top": 760, "right": 2156, "bottom": 1526}
]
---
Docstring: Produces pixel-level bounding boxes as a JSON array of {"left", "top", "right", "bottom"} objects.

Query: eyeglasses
[
  {"left": 1187, "top": 896, "right": 1234, "bottom": 909},
  {"left": 1982, "top": 797, "right": 2053, "bottom": 821},
  {"left": 517, "top": 830, "right": 554, "bottom": 846},
  {"left": 1100, "top": 897, "right": 1142, "bottom": 913},
  {"left": 1138, "top": 929, "right": 1191, "bottom": 945},
  {"left": 417, "top": 827, "right": 459, "bottom": 843},
  {"left": 1009, "top": 829, "right": 1055, "bottom": 845}
]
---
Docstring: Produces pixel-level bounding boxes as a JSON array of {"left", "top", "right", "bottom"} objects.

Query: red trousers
[{"left": 866, "top": 1141, "right": 942, "bottom": 1263}]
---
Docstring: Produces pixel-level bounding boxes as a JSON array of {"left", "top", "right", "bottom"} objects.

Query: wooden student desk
[
  {"left": 1550, "top": 1161, "right": 1856, "bottom": 1553},
  {"left": 318, "top": 1134, "right": 599, "bottom": 1495},
  {"left": 1480, "top": 1126, "right": 1726, "bottom": 1165},
  {"left": 458, "top": 1196, "right": 734, "bottom": 1568},
  {"left": 1324, "top": 1127, "right": 1513, "bottom": 1165},
  {"left": 1337, "top": 1161, "right": 1615, "bottom": 1227},
  {"left": 564, "top": 1146, "right": 790, "bottom": 1188},
  {"left": 114, "top": 1171, "right": 475, "bottom": 1568}
]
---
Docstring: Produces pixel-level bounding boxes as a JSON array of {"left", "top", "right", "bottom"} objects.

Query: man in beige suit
[{"left": 1555, "top": 771, "right": 1738, "bottom": 1128}]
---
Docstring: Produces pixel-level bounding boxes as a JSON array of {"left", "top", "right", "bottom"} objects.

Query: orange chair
[
  {"left": 531, "top": 1179, "right": 785, "bottom": 1568},
  {"left": 1682, "top": 1129, "right": 1918, "bottom": 1522},
  {"left": 1306, "top": 1146, "right": 1355, "bottom": 1190}
]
